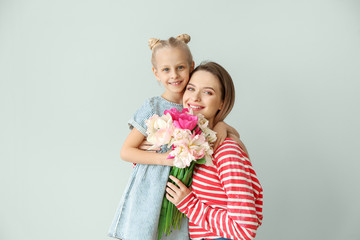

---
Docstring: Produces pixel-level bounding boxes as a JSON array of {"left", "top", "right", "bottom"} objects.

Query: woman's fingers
[
  {"left": 166, "top": 188, "right": 176, "bottom": 198},
  {"left": 166, "top": 182, "right": 180, "bottom": 195},
  {"left": 168, "top": 175, "right": 185, "bottom": 189},
  {"left": 166, "top": 175, "right": 191, "bottom": 205}
]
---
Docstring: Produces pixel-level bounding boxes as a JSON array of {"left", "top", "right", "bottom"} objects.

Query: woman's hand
[
  {"left": 138, "top": 140, "right": 161, "bottom": 152},
  {"left": 165, "top": 175, "right": 191, "bottom": 205}
]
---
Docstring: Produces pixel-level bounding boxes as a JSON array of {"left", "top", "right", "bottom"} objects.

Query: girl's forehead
[{"left": 156, "top": 47, "right": 188, "bottom": 58}]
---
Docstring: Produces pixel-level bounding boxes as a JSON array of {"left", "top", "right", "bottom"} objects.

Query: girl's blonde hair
[
  {"left": 190, "top": 62, "right": 235, "bottom": 126},
  {"left": 148, "top": 34, "right": 193, "bottom": 68}
]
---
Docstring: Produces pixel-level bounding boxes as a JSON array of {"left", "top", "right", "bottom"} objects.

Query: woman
[{"left": 165, "top": 62, "right": 263, "bottom": 240}]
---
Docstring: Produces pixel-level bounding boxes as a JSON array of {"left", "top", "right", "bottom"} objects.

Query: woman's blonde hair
[
  {"left": 190, "top": 62, "right": 235, "bottom": 126},
  {"left": 148, "top": 34, "right": 193, "bottom": 68}
]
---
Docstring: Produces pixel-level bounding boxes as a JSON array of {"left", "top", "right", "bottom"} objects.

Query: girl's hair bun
[
  {"left": 148, "top": 38, "right": 160, "bottom": 50},
  {"left": 176, "top": 34, "right": 191, "bottom": 44}
]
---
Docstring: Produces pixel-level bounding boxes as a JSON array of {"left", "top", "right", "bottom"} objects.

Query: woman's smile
[{"left": 183, "top": 70, "right": 223, "bottom": 126}]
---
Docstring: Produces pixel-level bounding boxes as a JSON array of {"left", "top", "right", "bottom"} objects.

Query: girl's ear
[
  {"left": 152, "top": 67, "right": 160, "bottom": 81},
  {"left": 191, "top": 61, "right": 195, "bottom": 72}
]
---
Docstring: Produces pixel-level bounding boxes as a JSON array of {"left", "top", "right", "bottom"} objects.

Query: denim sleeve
[{"left": 128, "top": 98, "right": 155, "bottom": 136}]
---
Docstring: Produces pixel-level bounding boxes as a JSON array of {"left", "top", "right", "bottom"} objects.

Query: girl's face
[
  {"left": 153, "top": 47, "right": 194, "bottom": 99},
  {"left": 183, "top": 70, "right": 223, "bottom": 128}
]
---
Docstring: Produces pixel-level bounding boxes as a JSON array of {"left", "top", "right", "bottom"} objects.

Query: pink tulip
[{"left": 173, "top": 113, "right": 198, "bottom": 131}]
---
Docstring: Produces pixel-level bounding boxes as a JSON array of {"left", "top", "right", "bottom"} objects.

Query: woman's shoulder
[{"left": 213, "top": 138, "right": 249, "bottom": 160}]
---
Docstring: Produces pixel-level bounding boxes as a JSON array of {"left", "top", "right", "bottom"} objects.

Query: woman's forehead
[{"left": 189, "top": 71, "right": 220, "bottom": 87}]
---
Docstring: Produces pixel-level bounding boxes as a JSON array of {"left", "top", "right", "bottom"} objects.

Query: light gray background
[{"left": 1, "top": 0, "right": 359, "bottom": 240}]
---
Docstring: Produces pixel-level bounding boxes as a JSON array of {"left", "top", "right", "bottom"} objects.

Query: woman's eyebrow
[
  {"left": 203, "top": 87, "right": 215, "bottom": 91},
  {"left": 188, "top": 83, "right": 215, "bottom": 91}
]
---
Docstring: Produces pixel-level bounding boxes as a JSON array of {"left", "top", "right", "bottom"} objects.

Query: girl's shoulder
[
  {"left": 149, "top": 96, "right": 183, "bottom": 115},
  {"left": 128, "top": 96, "right": 183, "bottom": 134},
  {"left": 133, "top": 96, "right": 175, "bottom": 116}
]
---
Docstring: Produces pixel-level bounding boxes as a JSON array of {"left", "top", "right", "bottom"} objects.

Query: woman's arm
[
  {"left": 120, "top": 128, "right": 173, "bottom": 166},
  {"left": 166, "top": 144, "right": 263, "bottom": 240}
]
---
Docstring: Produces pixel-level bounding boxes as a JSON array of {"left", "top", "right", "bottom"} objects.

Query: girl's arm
[
  {"left": 120, "top": 128, "right": 173, "bottom": 166},
  {"left": 213, "top": 121, "right": 240, "bottom": 149}
]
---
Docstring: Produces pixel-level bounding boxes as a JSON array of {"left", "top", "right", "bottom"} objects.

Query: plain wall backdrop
[{"left": 1, "top": 0, "right": 360, "bottom": 240}]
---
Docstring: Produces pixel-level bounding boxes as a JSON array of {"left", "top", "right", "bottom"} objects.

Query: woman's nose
[{"left": 191, "top": 92, "right": 201, "bottom": 101}]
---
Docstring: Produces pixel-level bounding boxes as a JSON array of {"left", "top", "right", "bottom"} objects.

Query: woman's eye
[
  {"left": 163, "top": 68, "right": 169, "bottom": 72},
  {"left": 186, "top": 87, "right": 194, "bottom": 91},
  {"left": 178, "top": 66, "right": 184, "bottom": 70},
  {"left": 204, "top": 91, "right": 213, "bottom": 95}
]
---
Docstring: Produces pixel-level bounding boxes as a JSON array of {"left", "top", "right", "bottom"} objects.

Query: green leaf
[
  {"left": 177, "top": 168, "right": 185, "bottom": 184},
  {"left": 157, "top": 197, "right": 168, "bottom": 240},
  {"left": 195, "top": 158, "right": 206, "bottom": 165}
]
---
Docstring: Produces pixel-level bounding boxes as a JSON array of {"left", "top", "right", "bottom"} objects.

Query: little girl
[{"left": 108, "top": 34, "right": 238, "bottom": 240}]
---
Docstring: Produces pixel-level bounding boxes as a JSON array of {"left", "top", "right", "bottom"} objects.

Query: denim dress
[{"left": 108, "top": 96, "right": 190, "bottom": 240}]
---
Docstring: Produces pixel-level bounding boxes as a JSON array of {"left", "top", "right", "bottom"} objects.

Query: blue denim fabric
[{"left": 108, "top": 96, "right": 189, "bottom": 240}]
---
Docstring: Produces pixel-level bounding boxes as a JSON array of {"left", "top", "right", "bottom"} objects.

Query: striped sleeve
[{"left": 176, "top": 141, "right": 263, "bottom": 240}]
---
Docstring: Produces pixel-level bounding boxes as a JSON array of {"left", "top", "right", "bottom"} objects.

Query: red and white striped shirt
[{"left": 176, "top": 139, "right": 263, "bottom": 240}]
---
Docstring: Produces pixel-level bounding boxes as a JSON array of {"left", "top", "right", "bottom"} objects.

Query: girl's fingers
[{"left": 214, "top": 135, "right": 225, "bottom": 150}]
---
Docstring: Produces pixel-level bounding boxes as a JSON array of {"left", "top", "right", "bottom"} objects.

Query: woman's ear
[{"left": 219, "top": 101, "right": 224, "bottom": 110}]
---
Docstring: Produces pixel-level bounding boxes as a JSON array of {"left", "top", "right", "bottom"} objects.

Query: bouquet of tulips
[{"left": 145, "top": 108, "right": 216, "bottom": 240}]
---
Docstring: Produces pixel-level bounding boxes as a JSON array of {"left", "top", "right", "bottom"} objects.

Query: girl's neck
[{"left": 161, "top": 92, "right": 183, "bottom": 105}]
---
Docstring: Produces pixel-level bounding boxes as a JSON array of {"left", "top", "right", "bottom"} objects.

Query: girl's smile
[{"left": 152, "top": 47, "right": 194, "bottom": 103}]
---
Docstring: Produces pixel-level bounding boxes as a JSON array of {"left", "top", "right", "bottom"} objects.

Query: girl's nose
[{"left": 170, "top": 70, "right": 179, "bottom": 79}]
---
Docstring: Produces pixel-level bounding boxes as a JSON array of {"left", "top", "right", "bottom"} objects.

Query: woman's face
[{"left": 183, "top": 70, "right": 223, "bottom": 128}]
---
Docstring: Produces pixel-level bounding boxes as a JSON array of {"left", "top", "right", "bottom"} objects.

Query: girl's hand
[
  {"left": 165, "top": 175, "right": 191, "bottom": 205},
  {"left": 162, "top": 151, "right": 174, "bottom": 166},
  {"left": 138, "top": 140, "right": 174, "bottom": 166},
  {"left": 138, "top": 140, "right": 161, "bottom": 152},
  {"left": 213, "top": 121, "right": 241, "bottom": 150},
  {"left": 213, "top": 121, "right": 227, "bottom": 150}
]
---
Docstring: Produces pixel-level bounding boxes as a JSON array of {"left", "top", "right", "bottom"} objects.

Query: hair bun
[
  {"left": 176, "top": 34, "right": 191, "bottom": 44},
  {"left": 148, "top": 38, "right": 160, "bottom": 50}
]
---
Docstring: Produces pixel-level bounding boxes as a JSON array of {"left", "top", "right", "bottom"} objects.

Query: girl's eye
[
  {"left": 178, "top": 66, "right": 184, "bottom": 70},
  {"left": 186, "top": 87, "right": 194, "bottom": 91},
  {"left": 204, "top": 91, "right": 213, "bottom": 95},
  {"left": 163, "top": 68, "right": 169, "bottom": 72}
]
